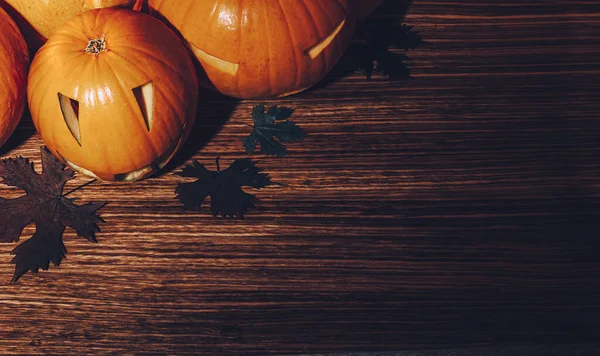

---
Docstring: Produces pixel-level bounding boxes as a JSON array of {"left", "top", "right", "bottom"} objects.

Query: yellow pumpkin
[
  {"left": 0, "top": 0, "right": 135, "bottom": 49},
  {"left": 28, "top": 8, "right": 198, "bottom": 181},
  {"left": 0, "top": 6, "right": 28, "bottom": 149},
  {"left": 148, "top": 0, "right": 357, "bottom": 99}
]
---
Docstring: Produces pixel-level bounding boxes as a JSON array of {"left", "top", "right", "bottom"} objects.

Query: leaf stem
[{"left": 63, "top": 179, "right": 98, "bottom": 197}]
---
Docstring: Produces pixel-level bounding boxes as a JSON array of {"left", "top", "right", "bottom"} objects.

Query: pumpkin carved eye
[
  {"left": 306, "top": 19, "right": 346, "bottom": 60},
  {"left": 58, "top": 93, "right": 82, "bottom": 146},
  {"left": 132, "top": 81, "right": 154, "bottom": 131},
  {"left": 189, "top": 44, "right": 240, "bottom": 76}
]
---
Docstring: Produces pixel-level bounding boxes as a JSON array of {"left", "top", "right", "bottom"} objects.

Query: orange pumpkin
[
  {"left": 28, "top": 8, "right": 198, "bottom": 181},
  {"left": 0, "top": 0, "right": 135, "bottom": 49},
  {"left": 148, "top": 0, "right": 357, "bottom": 99},
  {"left": 0, "top": 7, "right": 28, "bottom": 149}
]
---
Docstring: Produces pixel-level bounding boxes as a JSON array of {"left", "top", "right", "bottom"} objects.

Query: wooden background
[{"left": 1, "top": 0, "right": 600, "bottom": 354}]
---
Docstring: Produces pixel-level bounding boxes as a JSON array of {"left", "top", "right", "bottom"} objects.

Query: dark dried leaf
[
  {"left": 176, "top": 157, "right": 273, "bottom": 218},
  {"left": 0, "top": 147, "right": 106, "bottom": 282},
  {"left": 243, "top": 104, "right": 306, "bottom": 157}
]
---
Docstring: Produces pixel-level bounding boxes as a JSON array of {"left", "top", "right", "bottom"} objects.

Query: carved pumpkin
[
  {"left": 28, "top": 8, "right": 198, "bottom": 181},
  {"left": 0, "top": 0, "right": 135, "bottom": 49},
  {"left": 148, "top": 0, "right": 357, "bottom": 99},
  {"left": 0, "top": 7, "right": 28, "bottom": 149}
]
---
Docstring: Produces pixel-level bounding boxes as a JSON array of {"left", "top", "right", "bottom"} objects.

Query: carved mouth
[
  {"left": 59, "top": 125, "right": 185, "bottom": 181},
  {"left": 306, "top": 19, "right": 346, "bottom": 59}
]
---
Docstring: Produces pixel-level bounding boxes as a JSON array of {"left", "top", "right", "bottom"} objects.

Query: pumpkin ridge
[
  {"left": 276, "top": 0, "right": 299, "bottom": 93},
  {"left": 262, "top": 1, "right": 273, "bottom": 96},
  {"left": 42, "top": 39, "right": 88, "bottom": 52},
  {"left": 298, "top": 0, "right": 327, "bottom": 73},
  {"left": 109, "top": 43, "right": 190, "bottom": 91},
  {"left": 313, "top": 0, "right": 337, "bottom": 32},
  {"left": 99, "top": 54, "right": 162, "bottom": 162},
  {"left": 107, "top": 49, "right": 186, "bottom": 139},
  {"left": 309, "top": 0, "right": 335, "bottom": 77},
  {"left": 180, "top": 0, "right": 197, "bottom": 33},
  {"left": 85, "top": 51, "right": 147, "bottom": 171},
  {"left": 91, "top": 51, "right": 136, "bottom": 172},
  {"left": 81, "top": 7, "right": 99, "bottom": 41},
  {"left": 235, "top": 0, "right": 244, "bottom": 97},
  {"left": 47, "top": 13, "right": 88, "bottom": 43},
  {"left": 92, "top": 7, "right": 103, "bottom": 36}
]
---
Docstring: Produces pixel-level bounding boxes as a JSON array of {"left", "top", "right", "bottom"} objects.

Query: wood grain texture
[{"left": 1, "top": 0, "right": 600, "bottom": 354}]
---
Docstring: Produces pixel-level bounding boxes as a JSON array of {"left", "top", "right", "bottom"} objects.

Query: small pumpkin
[
  {"left": 0, "top": 0, "right": 135, "bottom": 49},
  {"left": 0, "top": 6, "right": 28, "bottom": 149},
  {"left": 148, "top": 0, "right": 357, "bottom": 99},
  {"left": 28, "top": 8, "right": 198, "bottom": 181}
]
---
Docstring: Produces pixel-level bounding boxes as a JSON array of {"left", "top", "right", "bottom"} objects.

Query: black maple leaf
[
  {"left": 0, "top": 147, "right": 106, "bottom": 282},
  {"left": 175, "top": 157, "right": 273, "bottom": 218},
  {"left": 243, "top": 104, "right": 306, "bottom": 157}
]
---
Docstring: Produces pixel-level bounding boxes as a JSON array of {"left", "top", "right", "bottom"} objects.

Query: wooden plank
[{"left": 0, "top": 0, "right": 599, "bottom": 354}]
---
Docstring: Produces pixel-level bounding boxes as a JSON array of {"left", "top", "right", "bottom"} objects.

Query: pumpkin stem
[
  {"left": 133, "top": 0, "right": 143, "bottom": 12},
  {"left": 83, "top": 34, "right": 107, "bottom": 55}
]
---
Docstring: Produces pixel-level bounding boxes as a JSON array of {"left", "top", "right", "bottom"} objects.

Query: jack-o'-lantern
[
  {"left": 0, "top": 0, "right": 135, "bottom": 49},
  {"left": 148, "top": 0, "right": 357, "bottom": 99},
  {"left": 28, "top": 8, "right": 198, "bottom": 181},
  {"left": 0, "top": 6, "right": 28, "bottom": 149}
]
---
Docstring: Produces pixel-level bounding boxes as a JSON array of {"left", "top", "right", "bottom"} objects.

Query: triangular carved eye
[
  {"left": 133, "top": 81, "right": 154, "bottom": 132},
  {"left": 58, "top": 93, "right": 81, "bottom": 146}
]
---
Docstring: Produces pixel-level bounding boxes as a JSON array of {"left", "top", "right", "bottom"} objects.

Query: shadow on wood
[
  {"left": 0, "top": 113, "right": 35, "bottom": 157},
  {"left": 311, "top": 0, "right": 414, "bottom": 91}
]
